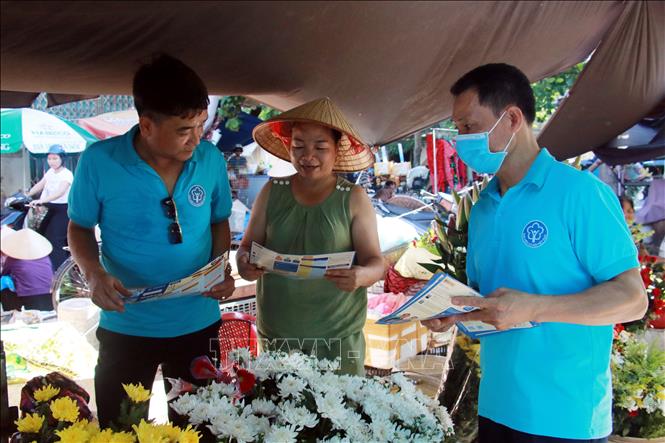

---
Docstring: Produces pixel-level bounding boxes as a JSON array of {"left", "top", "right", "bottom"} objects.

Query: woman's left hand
[
  {"left": 325, "top": 266, "right": 367, "bottom": 292},
  {"left": 29, "top": 199, "right": 42, "bottom": 207},
  {"left": 203, "top": 265, "right": 236, "bottom": 301}
]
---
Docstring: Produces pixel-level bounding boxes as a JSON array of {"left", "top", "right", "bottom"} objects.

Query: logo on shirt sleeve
[
  {"left": 522, "top": 220, "right": 548, "bottom": 248},
  {"left": 188, "top": 185, "right": 206, "bottom": 207}
]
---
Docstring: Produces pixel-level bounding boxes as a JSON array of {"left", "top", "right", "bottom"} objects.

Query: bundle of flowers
[
  {"left": 611, "top": 329, "right": 665, "bottom": 438},
  {"left": 171, "top": 349, "right": 454, "bottom": 442},
  {"left": 13, "top": 376, "right": 200, "bottom": 443},
  {"left": 640, "top": 255, "right": 665, "bottom": 329},
  {"left": 621, "top": 255, "right": 665, "bottom": 332}
]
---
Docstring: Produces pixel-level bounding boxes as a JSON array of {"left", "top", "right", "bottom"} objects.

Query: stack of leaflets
[
  {"left": 125, "top": 253, "right": 228, "bottom": 304},
  {"left": 249, "top": 242, "right": 355, "bottom": 279},
  {"left": 376, "top": 272, "right": 537, "bottom": 339}
]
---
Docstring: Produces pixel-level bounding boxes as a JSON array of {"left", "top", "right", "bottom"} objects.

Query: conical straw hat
[
  {"left": 0, "top": 226, "right": 15, "bottom": 242},
  {"left": 0, "top": 228, "right": 52, "bottom": 260},
  {"left": 252, "top": 97, "right": 375, "bottom": 172}
]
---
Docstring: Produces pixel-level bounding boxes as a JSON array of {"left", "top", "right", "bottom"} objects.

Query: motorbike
[{"left": 1, "top": 192, "right": 32, "bottom": 230}]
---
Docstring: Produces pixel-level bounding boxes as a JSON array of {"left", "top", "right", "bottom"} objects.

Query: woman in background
[{"left": 27, "top": 144, "right": 73, "bottom": 270}]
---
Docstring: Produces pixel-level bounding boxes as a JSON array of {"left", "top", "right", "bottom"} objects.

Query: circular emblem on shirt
[
  {"left": 188, "top": 185, "right": 206, "bottom": 207},
  {"left": 522, "top": 220, "right": 548, "bottom": 248}
]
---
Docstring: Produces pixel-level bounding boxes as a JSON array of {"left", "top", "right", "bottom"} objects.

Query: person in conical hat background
[
  {"left": 1, "top": 227, "right": 55, "bottom": 311},
  {"left": 237, "top": 97, "right": 385, "bottom": 375}
]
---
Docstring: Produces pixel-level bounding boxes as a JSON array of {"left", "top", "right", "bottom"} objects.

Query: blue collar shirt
[
  {"left": 68, "top": 126, "right": 232, "bottom": 337},
  {"left": 467, "top": 148, "right": 638, "bottom": 439}
]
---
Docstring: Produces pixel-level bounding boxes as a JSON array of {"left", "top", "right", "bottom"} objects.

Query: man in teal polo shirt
[
  {"left": 67, "top": 54, "right": 235, "bottom": 426},
  {"left": 423, "top": 64, "right": 647, "bottom": 442}
]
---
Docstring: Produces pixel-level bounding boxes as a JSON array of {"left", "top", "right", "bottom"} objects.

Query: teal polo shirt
[
  {"left": 467, "top": 149, "right": 638, "bottom": 439},
  {"left": 68, "top": 126, "right": 232, "bottom": 337}
]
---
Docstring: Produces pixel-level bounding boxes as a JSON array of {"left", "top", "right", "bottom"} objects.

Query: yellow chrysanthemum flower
[
  {"left": 33, "top": 384, "right": 61, "bottom": 403},
  {"left": 109, "top": 431, "right": 137, "bottom": 443},
  {"left": 179, "top": 425, "right": 201, "bottom": 443},
  {"left": 50, "top": 396, "right": 80, "bottom": 423},
  {"left": 89, "top": 428, "right": 136, "bottom": 443},
  {"left": 68, "top": 419, "right": 100, "bottom": 436},
  {"left": 154, "top": 423, "right": 181, "bottom": 442},
  {"left": 55, "top": 424, "right": 90, "bottom": 443},
  {"left": 15, "top": 412, "right": 45, "bottom": 433},
  {"left": 133, "top": 419, "right": 168, "bottom": 443},
  {"left": 122, "top": 383, "right": 152, "bottom": 403}
]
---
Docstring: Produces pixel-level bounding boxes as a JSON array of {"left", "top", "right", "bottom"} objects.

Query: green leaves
[
  {"left": 217, "top": 96, "right": 280, "bottom": 132},
  {"left": 531, "top": 62, "right": 585, "bottom": 124}
]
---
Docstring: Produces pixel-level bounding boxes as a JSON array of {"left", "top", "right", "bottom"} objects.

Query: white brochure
[
  {"left": 125, "top": 253, "right": 228, "bottom": 304},
  {"left": 250, "top": 242, "right": 355, "bottom": 279},
  {"left": 377, "top": 272, "right": 536, "bottom": 339}
]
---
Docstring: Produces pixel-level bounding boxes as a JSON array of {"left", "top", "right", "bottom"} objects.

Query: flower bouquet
[
  {"left": 623, "top": 256, "right": 665, "bottom": 332},
  {"left": 12, "top": 372, "right": 201, "bottom": 442},
  {"left": 611, "top": 329, "right": 665, "bottom": 440},
  {"left": 170, "top": 349, "right": 454, "bottom": 442}
]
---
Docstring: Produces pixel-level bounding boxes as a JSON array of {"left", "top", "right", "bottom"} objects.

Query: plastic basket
[{"left": 220, "top": 297, "right": 257, "bottom": 317}]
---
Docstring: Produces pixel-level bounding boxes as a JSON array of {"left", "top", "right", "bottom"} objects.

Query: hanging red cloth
[{"left": 425, "top": 134, "right": 468, "bottom": 192}]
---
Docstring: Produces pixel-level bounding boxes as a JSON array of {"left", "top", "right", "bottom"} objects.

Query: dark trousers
[
  {"left": 39, "top": 203, "right": 70, "bottom": 271},
  {"left": 479, "top": 417, "right": 608, "bottom": 443},
  {"left": 95, "top": 320, "right": 221, "bottom": 428},
  {"left": 1, "top": 289, "right": 53, "bottom": 311}
]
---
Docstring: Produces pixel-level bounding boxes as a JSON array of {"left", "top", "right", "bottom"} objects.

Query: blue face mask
[{"left": 453, "top": 111, "right": 515, "bottom": 174}]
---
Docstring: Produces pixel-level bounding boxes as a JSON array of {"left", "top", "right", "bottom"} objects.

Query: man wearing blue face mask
[{"left": 422, "top": 63, "right": 647, "bottom": 443}]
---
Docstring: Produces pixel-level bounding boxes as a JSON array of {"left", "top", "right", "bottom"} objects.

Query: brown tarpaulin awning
[
  {"left": 538, "top": 1, "right": 665, "bottom": 160},
  {"left": 2, "top": 1, "right": 663, "bottom": 159},
  {"left": 0, "top": 91, "right": 99, "bottom": 108}
]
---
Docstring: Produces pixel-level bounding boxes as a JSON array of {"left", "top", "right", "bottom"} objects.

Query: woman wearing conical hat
[{"left": 237, "top": 97, "right": 385, "bottom": 375}]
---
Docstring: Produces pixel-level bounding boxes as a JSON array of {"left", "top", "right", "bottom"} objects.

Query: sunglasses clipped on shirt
[{"left": 160, "top": 197, "right": 183, "bottom": 244}]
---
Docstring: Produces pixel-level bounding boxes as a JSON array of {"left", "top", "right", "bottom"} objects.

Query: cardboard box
[
  {"left": 363, "top": 314, "right": 429, "bottom": 369},
  {"left": 391, "top": 162, "right": 412, "bottom": 176}
]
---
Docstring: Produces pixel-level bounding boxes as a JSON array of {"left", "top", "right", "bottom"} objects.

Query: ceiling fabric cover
[
  {"left": 2, "top": 1, "right": 659, "bottom": 159},
  {"left": 0, "top": 91, "right": 99, "bottom": 108},
  {"left": 538, "top": 1, "right": 665, "bottom": 160}
]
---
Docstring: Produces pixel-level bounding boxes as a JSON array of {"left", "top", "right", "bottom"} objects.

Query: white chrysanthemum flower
[
  {"left": 344, "top": 412, "right": 371, "bottom": 441},
  {"left": 393, "top": 425, "right": 414, "bottom": 442},
  {"left": 611, "top": 352, "right": 625, "bottom": 366},
  {"left": 228, "top": 347, "right": 252, "bottom": 364},
  {"left": 265, "top": 424, "right": 299, "bottom": 443},
  {"left": 370, "top": 418, "right": 397, "bottom": 441},
  {"left": 280, "top": 402, "right": 319, "bottom": 429},
  {"left": 278, "top": 375, "right": 307, "bottom": 399},
  {"left": 226, "top": 416, "right": 258, "bottom": 442},
  {"left": 317, "top": 357, "right": 341, "bottom": 372},
  {"left": 251, "top": 398, "right": 277, "bottom": 416},
  {"left": 170, "top": 393, "right": 197, "bottom": 416},
  {"left": 209, "top": 381, "right": 237, "bottom": 398},
  {"left": 254, "top": 415, "right": 272, "bottom": 436},
  {"left": 317, "top": 435, "right": 351, "bottom": 443},
  {"left": 313, "top": 392, "right": 348, "bottom": 430},
  {"left": 187, "top": 401, "right": 218, "bottom": 425},
  {"left": 643, "top": 395, "right": 659, "bottom": 414},
  {"left": 207, "top": 411, "right": 239, "bottom": 436},
  {"left": 618, "top": 330, "right": 632, "bottom": 343}
]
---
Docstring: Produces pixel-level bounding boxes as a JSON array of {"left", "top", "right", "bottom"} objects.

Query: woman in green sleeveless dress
[{"left": 236, "top": 98, "right": 385, "bottom": 375}]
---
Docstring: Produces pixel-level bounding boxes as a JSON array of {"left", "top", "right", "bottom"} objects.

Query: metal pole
[{"left": 432, "top": 129, "right": 438, "bottom": 194}]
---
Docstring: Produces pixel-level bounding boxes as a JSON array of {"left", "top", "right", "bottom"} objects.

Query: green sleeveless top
[{"left": 256, "top": 175, "right": 367, "bottom": 340}]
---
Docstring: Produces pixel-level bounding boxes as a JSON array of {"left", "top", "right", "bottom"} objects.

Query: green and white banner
[{"left": 1, "top": 108, "right": 97, "bottom": 154}]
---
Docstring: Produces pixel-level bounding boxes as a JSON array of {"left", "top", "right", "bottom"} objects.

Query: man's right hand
[
  {"left": 87, "top": 270, "right": 131, "bottom": 312},
  {"left": 236, "top": 253, "right": 264, "bottom": 281},
  {"left": 421, "top": 316, "right": 457, "bottom": 333}
]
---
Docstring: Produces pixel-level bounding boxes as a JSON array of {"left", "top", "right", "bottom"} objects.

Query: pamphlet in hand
[
  {"left": 125, "top": 253, "right": 229, "bottom": 304},
  {"left": 250, "top": 242, "right": 355, "bottom": 279},
  {"left": 376, "top": 272, "right": 536, "bottom": 339}
]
